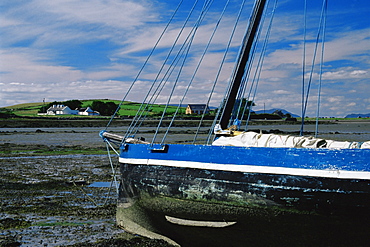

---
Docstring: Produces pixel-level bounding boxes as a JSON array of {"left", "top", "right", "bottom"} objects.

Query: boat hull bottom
[
  {"left": 117, "top": 194, "right": 369, "bottom": 247},
  {"left": 117, "top": 163, "right": 370, "bottom": 246}
]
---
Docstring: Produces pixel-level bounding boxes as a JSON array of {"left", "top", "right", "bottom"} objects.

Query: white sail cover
[{"left": 212, "top": 131, "right": 370, "bottom": 149}]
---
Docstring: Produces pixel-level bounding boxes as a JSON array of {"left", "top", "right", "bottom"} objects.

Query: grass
[
  {"left": 3, "top": 100, "right": 368, "bottom": 121},
  {"left": 4, "top": 102, "right": 45, "bottom": 116},
  {"left": 3, "top": 99, "right": 185, "bottom": 118},
  {"left": 117, "top": 101, "right": 181, "bottom": 116},
  {"left": 4, "top": 102, "right": 43, "bottom": 109}
]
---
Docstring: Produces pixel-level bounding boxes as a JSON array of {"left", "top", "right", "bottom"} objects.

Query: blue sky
[{"left": 1, "top": 0, "right": 369, "bottom": 117}]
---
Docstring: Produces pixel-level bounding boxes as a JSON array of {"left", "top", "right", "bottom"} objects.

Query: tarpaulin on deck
[{"left": 212, "top": 131, "right": 370, "bottom": 149}]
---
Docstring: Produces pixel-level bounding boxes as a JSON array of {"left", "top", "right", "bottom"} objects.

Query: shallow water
[{"left": 89, "top": 181, "right": 120, "bottom": 188}]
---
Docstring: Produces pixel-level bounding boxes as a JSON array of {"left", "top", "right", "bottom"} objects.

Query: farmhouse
[
  {"left": 185, "top": 104, "right": 210, "bottom": 115},
  {"left": 78, "top": 107, "right": 100, "bottom": 116},
  {"left": 45, "top": 105, "right": 77, "bottom": 115},
  {"left": 43, "top": 105, "right": 100, "bottom": 116}
]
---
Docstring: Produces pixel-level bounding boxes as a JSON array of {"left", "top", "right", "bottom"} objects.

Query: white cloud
[
  {"left": 321, "top": 68, "right": 369, "bottom": 80},
  {"left": 40, "top": 0, "right": 156, "bottom": 27},
  {"left": 272, "top": 90, "right": 291, "bottom": 95},
  {"left": 0, "top": 48, "right": 84, "bottom": 83},
  {"left": 0, "top": 0, "right": 369, "bottom": 118},
  {"left": 0, "top": 0, "right": 160, "bottom": 54}
]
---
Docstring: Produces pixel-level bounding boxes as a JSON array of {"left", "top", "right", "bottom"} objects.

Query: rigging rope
[
  {"left": 300, "top": 0, "right": 328, "bottom": 135},
  {"left": 105, "top": 142, "right": 119, "bottom": 194},
  {"left": 104, "top": 0, "right": 184, "bottom": 131},
  {"left": 205, "top": 0, "right": 249, "bottom": 144},
  {"left": 122, "top": 0, "right": 200, "bottom": 141},
  {"left": 315, "top": 0, "right": 327, "bottom": 137},
  {"left": 300, "top": 0, "right": 308, "bottom": 135},
  {"left": 122, "top": 0, "right": 215, "bottom": 143},
  {"left": 161, "top": 0, "right": 234, "bottom": 144},
  {"left": 217, "top": 0, "right": 268, "bottom": 129},
  {"left": 237, "top": 1, "right": 269, "bottom": 127},
  {"left": 104, "top": 0, "right": 188, "bottom": 197},
  {"left": 104, "top": 0, "right": 329, "bottom": 149},
  {"left": 150, "top": 0, "right": 215, "bottom": 145},
  {"left": 244, "top": 0, "right": 278, "bottom": 131}
]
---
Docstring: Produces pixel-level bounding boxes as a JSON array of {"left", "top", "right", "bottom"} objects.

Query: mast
[{"left": 219, "top": 0, "right": 267, "bottom": 129}]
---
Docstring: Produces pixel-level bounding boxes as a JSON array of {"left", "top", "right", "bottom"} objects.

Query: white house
[
  {"left": 45, "top": 105, "right": 78, "bottom": 115},
  {"left": 43, "top": 105, "right": 100, "bottom": 116},
  {"left": 78, "top": 107, "right": 100, "bottom": 116}
]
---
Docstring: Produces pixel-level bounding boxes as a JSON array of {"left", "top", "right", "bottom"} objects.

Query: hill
[
  {"left": 3, "top": 101, "right": 303, "bottom": 120},
  {"left": 2, "top": 99, "right": 185, "bottom": 117},
  {"left": 345, "top": 113, "right": 370, "bottom": 118},
  {"left": 253, "top": 108, "right": 300, "bottom": 118}
]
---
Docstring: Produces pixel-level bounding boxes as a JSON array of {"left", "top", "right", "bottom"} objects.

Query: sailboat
[{"left": 101, "top": 0, "right": 370, "bottom": 246}]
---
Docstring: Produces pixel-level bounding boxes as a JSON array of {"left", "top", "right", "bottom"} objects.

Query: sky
[{"left": 1, "top": 0, "right": 369, "bottom": 117}]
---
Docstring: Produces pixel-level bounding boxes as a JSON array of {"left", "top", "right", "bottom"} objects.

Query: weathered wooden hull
[{"left": 117, "top": 143, "right": 370, "bottom": 246}]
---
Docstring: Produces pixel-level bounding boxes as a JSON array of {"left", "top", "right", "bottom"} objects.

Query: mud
[
  {"left": 0, "top": 150, "right": 172, "bottom": 246},
  {"left": 1, "top": 121, "right": 369, "bottom": 246}
]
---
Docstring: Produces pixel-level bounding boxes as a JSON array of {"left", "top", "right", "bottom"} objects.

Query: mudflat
[
  {"left": 0, "top": 129, "right": 173, "bottom": 246},
  {"left": 1, "top": 120, "right": 369, "bottom": 246}
]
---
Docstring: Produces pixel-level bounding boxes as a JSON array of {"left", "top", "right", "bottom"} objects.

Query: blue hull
[
  {"left": 117, "top": 143, "right": 370, "bottom": 245},
  {"left": 120, "top": 143, "right": 370, "bottom": 180}
]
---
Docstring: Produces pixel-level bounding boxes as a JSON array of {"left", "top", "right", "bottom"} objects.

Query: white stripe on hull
[
  {"left": 165, "top": 216, "right": 237, "bottom": 227},
  {"left": 119, "top": 158, "right": 370, "bottom": 180}
]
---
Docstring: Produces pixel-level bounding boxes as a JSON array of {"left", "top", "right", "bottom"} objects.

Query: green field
[
  {"left": 2, "top": 99, "right": 185, "bottom": 118},
  {"left": 2, "top": 100, "right": 368, "bottom": 122}
]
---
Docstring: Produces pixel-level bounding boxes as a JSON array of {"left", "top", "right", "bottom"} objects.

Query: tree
[
  {"left": 91, "top": 100, "right": 118, "bottom": 116},
  {"left": 64, "top": 100, "right": 83, "bottom": 110}
]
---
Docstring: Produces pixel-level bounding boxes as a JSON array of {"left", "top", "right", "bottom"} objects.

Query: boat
[{"left": 100, "top": 0, "right": 370, "bottom": 246}]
